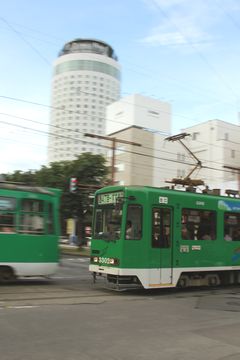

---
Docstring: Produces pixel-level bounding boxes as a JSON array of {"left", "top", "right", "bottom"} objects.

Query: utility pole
[{"left": 84, "top": 133, "right": 141, "bottom": 184}]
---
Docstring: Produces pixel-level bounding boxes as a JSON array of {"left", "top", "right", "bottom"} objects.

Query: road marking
[{"left": 0, "top": 306, "right": 39, "bottom": 310}]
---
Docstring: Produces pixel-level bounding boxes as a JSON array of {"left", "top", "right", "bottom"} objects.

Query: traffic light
[{"left": 69, "top": 177, "right": 78, "bottom": 193}]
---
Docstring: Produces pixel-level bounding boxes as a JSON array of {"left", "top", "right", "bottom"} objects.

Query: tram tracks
[
  {"left": 0, "top": 282, "right": 143, "bottom": 308},
  {"left": 1, "top": 278, "right": 240, "bottom": 310}
]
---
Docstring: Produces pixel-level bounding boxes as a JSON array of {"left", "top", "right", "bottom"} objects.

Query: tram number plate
[
  {"left": 159, "top": 196, "right": 168, "bottom": 204},
  {"left": 99, "top": 257, "right": 113, "bottom": 264}
]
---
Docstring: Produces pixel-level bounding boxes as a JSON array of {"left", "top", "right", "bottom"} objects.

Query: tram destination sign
[{"left": 97, "top": 191, "right": 123, "bottom": 205}]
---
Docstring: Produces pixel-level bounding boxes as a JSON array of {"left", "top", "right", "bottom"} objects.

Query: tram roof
[
  {"left": 96, "top": 185, "right": 240, "bottom": 201},
  {"left": 0, "top": 182, "right": 56, "bottom": 195}
]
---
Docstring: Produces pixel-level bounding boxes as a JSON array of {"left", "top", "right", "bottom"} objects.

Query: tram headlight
[
  {"left": 108, "top": 258, "right": 119, "bottom": 266},
  {"left": 109, "top": 258, "right": 118, "bottom": 265}
]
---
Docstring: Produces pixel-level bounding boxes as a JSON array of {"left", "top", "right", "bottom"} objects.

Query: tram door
[{"left": 151, "top": 207, "right": 173, "bottom": 285}]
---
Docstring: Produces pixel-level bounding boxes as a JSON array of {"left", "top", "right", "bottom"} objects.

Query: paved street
[{"left": 1, "top": 256, "right": 240, "bottom": 359}]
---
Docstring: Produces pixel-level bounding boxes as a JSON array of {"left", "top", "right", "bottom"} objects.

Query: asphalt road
[{"left": 1, "top": 256, "right": 240, "bottom": 360}]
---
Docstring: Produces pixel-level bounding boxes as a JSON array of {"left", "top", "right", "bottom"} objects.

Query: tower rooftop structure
[{"left": 58, "top": 38, "right": 118, "bottom": 60}]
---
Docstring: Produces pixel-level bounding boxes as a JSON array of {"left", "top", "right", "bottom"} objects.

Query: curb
[{"left": 60, "top": 245, "right": 90, "bottom": 257}]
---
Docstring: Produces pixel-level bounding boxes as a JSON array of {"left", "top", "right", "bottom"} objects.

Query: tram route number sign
[{"left": 97, "top": 191, "right": 124, "bottom": 205}]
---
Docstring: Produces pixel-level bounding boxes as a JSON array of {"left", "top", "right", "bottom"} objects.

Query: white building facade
[
  {"left": 106, "top": 93, "right": 171, "bottom": 135},
  {"left": 107, "top": 119, "right": 240, "bottom": 191},
  {"left": 47, "top": 39, "right": 121, "bottom": 163},
  {"left": 183, "top": 120, "right": 240, "bottom": 192},
  {"left": 105, "top": 94, "right": 191, "bottom": 187}
]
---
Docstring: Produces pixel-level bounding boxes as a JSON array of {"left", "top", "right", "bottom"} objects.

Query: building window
[
  {"left": 177, "top": 169, "right": 185, "bottom": 177},
  {"left": 148, "top": 110, "right": 159, "bottom": 116},
  {"left": 116, "top": 163, "right": 125, "bottom": 172},
  {"left": 192, "top": 132, "right": 199, "bottom": 140}
]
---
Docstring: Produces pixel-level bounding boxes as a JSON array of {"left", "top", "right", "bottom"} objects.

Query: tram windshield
[{"left": 93, "top": 191, "right": 123, "bottom": 241}]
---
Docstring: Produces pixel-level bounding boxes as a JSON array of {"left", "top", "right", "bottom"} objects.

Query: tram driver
[{"left": 126, "top": 220, "right": 134, "bottom": 239}]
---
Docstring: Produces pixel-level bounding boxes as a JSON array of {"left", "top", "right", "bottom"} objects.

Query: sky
[{"left": 1, "top": 0, "right": 240, "bottom": 173}]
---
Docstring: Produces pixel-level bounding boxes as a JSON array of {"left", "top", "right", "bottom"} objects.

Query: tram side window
[
  {"left": 46, "top": 203, "right": 55, "bottom": 234},
  {"left": 182, "top": 209, "right": 216, "bottom": 240},
  {"left": 0, "top": 196, "right": 16, "bottom": 233},
  {"left": 152, "top": 208, "right": 171, "bottom": 248},
  {"left": 125, "top": 205, "right": 142, "bottom": 240},
  {"left": 19, "top": 199, "right": 45, "bottom": 234},
  {"left": 224, "top": 213, "right": 240, "bottom": 241}
]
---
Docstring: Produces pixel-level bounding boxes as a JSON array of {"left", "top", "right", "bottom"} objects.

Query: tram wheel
[
  {"left": 177, "top": 275, "right": 189, "bottom": 288},
  {"left": 206, "top": 274, "right": 220, "bottom": 287},
  {"left": 0, "top": 267, "right": 16, "bottom": 283}
]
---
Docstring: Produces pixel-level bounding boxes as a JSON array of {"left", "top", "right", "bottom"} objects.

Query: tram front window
[{"left": 93, "top": 205, "right": 122, "bottom": 241}]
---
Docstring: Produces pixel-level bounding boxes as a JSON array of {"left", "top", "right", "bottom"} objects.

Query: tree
[{"left": 5, "top": 153, "right": 109, "bottom": 239}]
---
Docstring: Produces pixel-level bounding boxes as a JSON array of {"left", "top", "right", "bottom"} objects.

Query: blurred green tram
[
  {"left": 0, "top": 183, "right": 61, "bottom": 281},
  {"left": 89, "top": 185, "right": 240, "bottom": 290}
]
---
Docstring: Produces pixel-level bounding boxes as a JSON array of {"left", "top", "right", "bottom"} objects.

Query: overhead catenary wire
[
  {"left": 0, "top": 119, "right": 238, "bottom": 180},
  {"left": 2, "top": 11, "right": 240, "bottom": 135},
  {"left": 0, "top": 17, "right": 51, "bottom": 66},
  {"left": 2, "top": 116, "right": 239, "bottom": 179},
  {"left": 1, "top": 93, "right": 240, "bottom": 145},
  {"left": 1, "top": 15, "right": 240, "bottom": 178},
  {"left": 1, "top": 96, "right": 240, "bottom": 168},
  {"left": 153, "top": 2, "right": 240, "bottom": 101},
  {"left": 2, "top": 15, "right": 240, "bottom": 114},
  {"left": 1, "top": 104, "right": 240, "bottom": 171},
  {"left": 1, "top": 108, "right": 240, "bottom": 173}
]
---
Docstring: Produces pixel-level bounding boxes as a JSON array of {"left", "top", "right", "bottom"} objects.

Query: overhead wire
[
  {"left": 0, "top": 17, "right": 51, "bottom": 66},
  {"left": 1, "top": 103, "right": 240, "bottom": 173},
  {"left": 1, "top": 15, "right": 240, "bottom": 179},
  {"left": 154, "top": 2, "right": 240, "bottom": 100},
  {"left": 1, "top": 13, "right": 240, "bottom": 136},
  {"left": 0, "top": 107, "right": 237, "bottom": 172},
  {"left": 2, "top": 15, "right": 240, "bottom": 112},
  {"left": 0, "top": 113, "right": 229, "bottom": 178},
  {"left": 2, "top": 13, "right": 240, "bottom": 120}
]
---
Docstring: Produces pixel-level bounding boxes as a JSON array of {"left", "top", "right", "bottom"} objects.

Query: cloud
[
  {"left": 143, "top": 0, "right": 185, "bottom": 9},
  {"left": 140, "top": 0, "right": 229, "bottom": 48},
  {"left": 141, "top": 28, "right": 210, "bottom": 47}
]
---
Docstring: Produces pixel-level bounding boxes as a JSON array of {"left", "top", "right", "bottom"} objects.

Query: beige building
[{"left": 107, "top": 126, "right": 190, "bottom": 187}]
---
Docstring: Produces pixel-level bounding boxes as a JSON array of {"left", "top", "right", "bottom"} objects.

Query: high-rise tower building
[{"left": 47, "top": 39, "right": 121, "bottom": 163}]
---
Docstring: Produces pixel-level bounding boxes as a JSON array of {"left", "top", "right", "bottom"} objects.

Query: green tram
[
  {"left": 0, "top": 183, "right": 61, "bottom": 281},
  {"left": 89, "top": 185, "right": 240, "bottom": 290}
]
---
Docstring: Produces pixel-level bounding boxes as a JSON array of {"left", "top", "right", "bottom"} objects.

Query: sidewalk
[{"left": 59, "top": 244, "right": 90, "bottom": 257}]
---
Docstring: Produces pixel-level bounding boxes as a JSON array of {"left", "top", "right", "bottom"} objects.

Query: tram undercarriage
[{"left": 92, "top": 269, "right": 240, "bottom": 290}]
